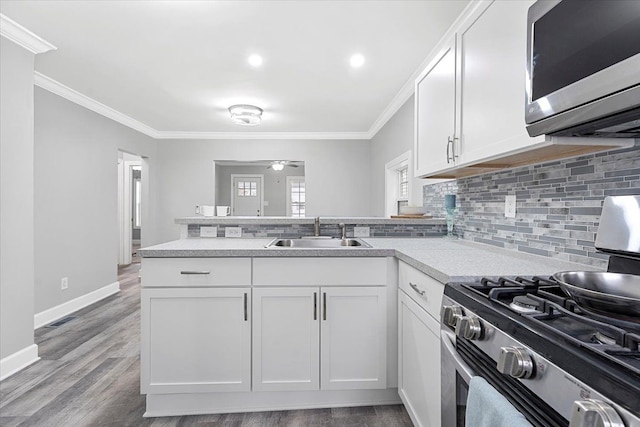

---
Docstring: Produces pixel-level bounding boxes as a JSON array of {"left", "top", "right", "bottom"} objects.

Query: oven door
[
  {"left": 441, "top": 329, "right": 475, "bottom": 427},
  {"left": 441, "top": 329, "right": 570, "bottom": 427}
]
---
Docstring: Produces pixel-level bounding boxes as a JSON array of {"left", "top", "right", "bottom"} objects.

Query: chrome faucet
[
  {"left": 339, "top": 223, "right": 347, "bottom": 240},
  {"left": 314, "top": 217, "right": 320, "bottom": 237}
]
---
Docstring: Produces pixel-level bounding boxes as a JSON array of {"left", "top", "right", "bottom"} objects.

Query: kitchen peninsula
[{"left": 138, "top": 226, "right": 597, "bottom": 419}]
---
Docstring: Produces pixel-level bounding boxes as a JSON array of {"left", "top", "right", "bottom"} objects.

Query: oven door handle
[{"left": 442, "top": 330, "right": 476, "bottom": 383}]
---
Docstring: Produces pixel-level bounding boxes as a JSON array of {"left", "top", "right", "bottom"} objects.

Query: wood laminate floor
[{"left": 0, "top": 263, "right": 413, "bottom": 427}]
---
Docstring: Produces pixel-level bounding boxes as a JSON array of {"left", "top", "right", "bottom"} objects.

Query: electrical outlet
[
  {"left": 353, "top": 226, "right": 370, "bottom": 237},
  {"left": 225, "top": 227, "right": 242, "bottom": 238},
  {"left": 61, "top": 277, "right": 68, "bottom": 290},
  {"left": 505, "top": 195, "right": 516, "bottom": 218},
  {"left": 200, "top": 226, "right": 218, "bottom": 238}
]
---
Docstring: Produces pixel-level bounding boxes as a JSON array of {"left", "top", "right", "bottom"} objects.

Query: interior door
[{"left": 231, "top": 175, "right": 263, "bottom": 216}]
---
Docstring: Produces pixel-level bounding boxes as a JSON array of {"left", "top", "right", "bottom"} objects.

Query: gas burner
[
  {"left": 594, "top": 331, "right": 618, "bottom": 346},
  {"left": 510, "top": 295, "right": 542, "bottom": 313}
]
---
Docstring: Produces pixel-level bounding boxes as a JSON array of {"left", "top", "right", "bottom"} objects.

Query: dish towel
[{"left": 466, "top": 376, "right": 533, "bottom": 427}]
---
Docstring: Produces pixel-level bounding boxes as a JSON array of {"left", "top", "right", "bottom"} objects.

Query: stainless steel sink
[{"left": 265, "top": 237, "right": 371, "bottom": 248}]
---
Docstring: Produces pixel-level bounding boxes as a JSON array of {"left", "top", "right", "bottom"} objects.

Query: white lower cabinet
[
  {"left": 141, "top": 287, "right": 251, "bottom": 394},
  {"left": 398, "top": 291, "right": 441, "bottom": 427},
  {"left": 252, "top": 287, "right": 320, "bottom": 391},
  {"left": 253, "top": 286, "right": 387, "bottom": 392},
  {"left": 321, "top": 286, "right": 387, "bottom": 390}
]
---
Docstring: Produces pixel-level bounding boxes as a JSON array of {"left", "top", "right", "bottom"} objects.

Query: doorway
[
  {"left": 231, "top": 174, "right": 264, "bottom": 216},
  {"left": 118, "top": 151, "right": 142, "bottom": 265}
]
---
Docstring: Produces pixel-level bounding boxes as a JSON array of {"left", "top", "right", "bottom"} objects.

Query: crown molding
[
  {"left": 155, "top": 131, "right": 371, "bottom": 140},
  {"left": 0, "top": 14, "right": 56, "bottom": 54},
  {"left": 34, "top": 72, "right": 371, "bottom": 140},
  {"left": 34, "top": 72, "right": 160, "bottom": 138}
]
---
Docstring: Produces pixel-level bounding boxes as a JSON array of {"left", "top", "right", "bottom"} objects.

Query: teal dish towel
[{"left": 466, "top": 377, "right": 533, "bottom": 427}]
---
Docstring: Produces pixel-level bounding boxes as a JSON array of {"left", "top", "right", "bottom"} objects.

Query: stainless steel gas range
[{"left": 440, "top": 195, "right": 640, "bottom": 427}]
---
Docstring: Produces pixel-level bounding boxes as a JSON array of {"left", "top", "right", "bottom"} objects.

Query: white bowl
[{"left": 399, "top": 206, "right": 427, "bottom": 215}]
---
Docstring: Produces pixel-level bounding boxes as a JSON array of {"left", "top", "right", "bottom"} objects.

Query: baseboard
[
  {"left": 34, "top": 281, "right": 120, "bottom": 329},
  {"left": 0, "top": 344, "right": 40, "bottom": 381}
]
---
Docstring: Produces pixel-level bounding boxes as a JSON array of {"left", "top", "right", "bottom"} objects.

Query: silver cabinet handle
[
  {"left": 323, "top": 292, "right": 327, "bottom": 320},
  {"left": 313, "top": 292, "right": 317, "bottom": 320},
  {"left": 452, "top": 136, "right": 459, "bottom": 161},
  {"left": 446, "top": 137, "right": 452, "bottom": 164},
  {"left": 244, "top": 292, "right": 248, "bottom": 321},
  {"left": 180, "top": 271, "right": 210, "bottom": 275},
  {"left": 409, "top": 282, "right": 426, "bottom": 296}
]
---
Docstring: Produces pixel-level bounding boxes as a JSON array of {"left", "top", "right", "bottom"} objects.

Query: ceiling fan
[{"left": 267, "top": 161, "right": 299, "bottom": 171}]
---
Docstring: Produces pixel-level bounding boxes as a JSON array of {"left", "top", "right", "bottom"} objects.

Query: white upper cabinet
[
  {"left": 411, "top": 0, "right": 633, "bottom": 178},
  {"left": 456, "top": 0, "right": 542, "bottom": 165},
  {"left": 415, "top": 38, "right": 458, "bottom": 177}
]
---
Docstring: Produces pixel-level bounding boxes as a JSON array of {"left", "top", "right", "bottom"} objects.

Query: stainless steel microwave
[{"left": 525, "top": 0, "right": 640, "bottom": 138}]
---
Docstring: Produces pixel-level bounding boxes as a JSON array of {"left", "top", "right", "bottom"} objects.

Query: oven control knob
[
  {"left": 569, "top": 399, "right": 624, "bottom": 427},
  {"left": 455, "top": 316, "right": 483, "bottom": 340},
  {"left": 441, "top": 305, "right": 463, "bottom": 327},
  {"left": 497, "top": 347, "right": 534, "bottom": 379}
]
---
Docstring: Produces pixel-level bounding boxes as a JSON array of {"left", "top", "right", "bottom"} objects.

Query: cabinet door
[
  {"left": 398, "top": 290, "right": 441, "bottom": 427},
  {"left": 252, "top": 287, "right": 320, "bottom": 391},
  {"left": 321, "top": 286, "right": 387, "bottom": 390},
  {"left": 141, "top": 288, "right": 251, "bottom": 394},
  {"left": 456, "top": 0, "right": 543, "bottom": 165},
  {"left": 415, "top": 37, "right": 457, "bottom": 177}
]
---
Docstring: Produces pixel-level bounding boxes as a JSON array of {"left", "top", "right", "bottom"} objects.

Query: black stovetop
[{"left": 444, "top": 276, "right": 640, "bottom": 417}]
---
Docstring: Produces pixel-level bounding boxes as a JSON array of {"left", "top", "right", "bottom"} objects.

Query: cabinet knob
[
  {"left": 455, "top": 316, "right": 483, "bottom": 340},
  {"left": 569, "top": 400, "right": 625, "bottom": 427},
  {"left": 497, "top": 346, "right": 534, "bottom": 379},
  {"left": 441, "top": 305, "right": 463, "bottom": 327}
]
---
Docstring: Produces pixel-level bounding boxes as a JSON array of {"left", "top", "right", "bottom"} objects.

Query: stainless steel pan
[{"left": 552, "top": 271, "right": 640, "bottom": 318}]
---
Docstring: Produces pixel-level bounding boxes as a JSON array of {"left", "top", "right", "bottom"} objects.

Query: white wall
[
  {"left": 33, "top": 88, "right": 157, "bottom": 313},
  {"left": 155, "top": 139, "right": 371, "bottom": 243},
  {"left": 0, "top": 38, "right": 36, "bottom": 361}
]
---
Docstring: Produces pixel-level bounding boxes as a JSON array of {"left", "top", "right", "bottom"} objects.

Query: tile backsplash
[
  {"left": 423, "top": 142, "right": 640, "bottom": 268},
  {"left": 188, "top": 222, "right": 446, "bottom": 239}
]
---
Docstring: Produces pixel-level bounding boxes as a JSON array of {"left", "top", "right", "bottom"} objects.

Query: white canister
[
  {"left": 201, "top": 205, "right": 215, "bottom": 217},
  {"left": 216, "top": 206, "right": 231, "bottom": 216}
]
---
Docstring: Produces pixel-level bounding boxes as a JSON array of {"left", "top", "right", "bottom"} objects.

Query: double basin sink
[{"left": 265, "top": 237, "right": 371, "bottom": 248}]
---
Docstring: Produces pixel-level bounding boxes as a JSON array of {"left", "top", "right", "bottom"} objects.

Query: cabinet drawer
[
  {"left": 398, "top": 261, "right": 444, "bottom": 320},
  {"left": 253, "top": 257, "right": 387, "bottom": 286},
  {"left": 141, "top": 258, "right": 251, "bottom": 287}
]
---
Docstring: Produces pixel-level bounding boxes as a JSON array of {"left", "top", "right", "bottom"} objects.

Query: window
[
  {"left": 287, "top": 177, "right": 306, "bottom": 217},
  {"left": 237, "top": 181, "right": 257, "bottom": 197},
  {"left": 399, "top": 166, "right": 408, "bottom": 200},
  {"left": 385, "top": 151, "right": 412, "bottom": 217}
]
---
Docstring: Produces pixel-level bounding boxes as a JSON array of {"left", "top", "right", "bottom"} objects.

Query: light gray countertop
[
  {"left": 138, "top": 237, "right": 600, "bottom": 283},
  {"left": 175, "top": 216, "right": 445, "bottom": 225}
]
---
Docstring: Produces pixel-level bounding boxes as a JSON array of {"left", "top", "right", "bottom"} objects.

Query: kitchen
[{"left": 1, "top": 1, "right": 639, "bottom": 426}]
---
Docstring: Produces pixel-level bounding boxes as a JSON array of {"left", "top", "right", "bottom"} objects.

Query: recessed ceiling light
[
  {"left": 350, "top": 53, "right": 365, "bottom": 68},
  {"left": 248, "top": 54, "right": 263, "bottom": 67}
]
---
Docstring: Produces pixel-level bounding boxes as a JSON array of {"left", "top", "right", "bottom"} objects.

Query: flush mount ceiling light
[{"left": 228, "top": 104, "right": 263, "bottom": 126}]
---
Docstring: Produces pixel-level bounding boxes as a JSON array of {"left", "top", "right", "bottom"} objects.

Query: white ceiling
[{"left": 1, "top": 0, "right": 469, "bottom": 137}]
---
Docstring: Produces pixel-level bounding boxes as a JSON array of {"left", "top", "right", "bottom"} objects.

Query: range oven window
[
  {"left": 531, "top": 0, "right": 640, "bottom": 101},
  {"left": 456, "top": 372, "right": 468, "bottom": 426}
]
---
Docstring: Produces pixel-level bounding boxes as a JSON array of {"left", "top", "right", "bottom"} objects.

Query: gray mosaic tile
[{"left": 423, "top": 141, "right": 640, "bottom": 269}]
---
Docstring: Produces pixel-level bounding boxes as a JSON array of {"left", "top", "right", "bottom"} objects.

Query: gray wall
[
  {"left": 155, "top": 139, "right": 371, "bottom": 243},
  {"left": 0, "top": 38, "right": 36, "bottom": 359},
  {"left": 215, "top": 164, "right": 305, "bottom": 216},
  {"left": 34, "top": 88, "right": 157, "bottom": 313},
  {"left": 369, "top": 95, "right": 443, "bottom": 215}
]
